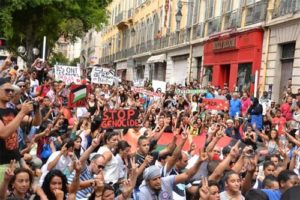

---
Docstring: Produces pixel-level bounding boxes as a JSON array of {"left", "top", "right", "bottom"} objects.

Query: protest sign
[
  {"left": 175, "top": 89, "right": 207, "bottom": 95},
  {"left": 54, "top": 65, "right": 81, "bottom": 85},
  {"left": 152, "top": 80, "right": 166, "bottom": 93},
  {"left": 91, "top": 67, "right": 115, "bottom": 85},
  {"left": 203, "top": 99, "right": 229, "bottom": 110},
  {"left": 68, "top": 84, "right": 91, "bottom": 108},
  {"left": 101, "top": 109, "right": 139, "bottom": 129}
]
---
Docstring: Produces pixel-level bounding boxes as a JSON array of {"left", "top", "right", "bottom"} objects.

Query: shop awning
[{"left": 146, "top": 54, "right": 166, "bottom": 64}]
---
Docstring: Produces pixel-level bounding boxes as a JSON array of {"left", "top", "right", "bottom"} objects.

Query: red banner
[
  {"left": 100, "top": 109, "right": 140, "bottom": 129},
  {"left": 122, "top": 132, "right": 232, "bottom": 154},
  {"left": 203, "top": 99, "right": 229, "bottom": 110}
]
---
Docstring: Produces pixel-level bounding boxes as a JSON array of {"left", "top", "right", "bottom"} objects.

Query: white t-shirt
[
  {"left": 97, "top": 146, "right": 119, "bottom": 184},
  {"left": 39, "top": 151, "right": 73, "bottom": 186}
]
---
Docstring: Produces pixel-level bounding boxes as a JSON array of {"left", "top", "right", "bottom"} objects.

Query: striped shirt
[{"left": 68, "top": 165, "right": 94, "bottom": 199}]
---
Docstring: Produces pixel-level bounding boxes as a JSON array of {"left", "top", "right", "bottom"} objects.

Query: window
[
  {"left": 237, "top": 63, "right": 252, "bottom": 92},
  {"left": 206, "top": 0, "right": 215, "bottom": 19},
  {"left": 222, "top": 0, "right": 233, "bottom": 13},
  {"left": 281, "top": 42, "right": 295, "bottom": 60}
]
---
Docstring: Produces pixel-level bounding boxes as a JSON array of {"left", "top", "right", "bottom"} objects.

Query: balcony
[
  {"left": 223, "top": 9, "right": 241, "bottom": 30},
  {"left": 245, "top": 0, "right": 268, "bottom": 26},
  {"left": 207, "top": 16, "right": 221, "bottom": 35},
  {"left": 192, "top": 22, "right": 205, "bottom": 40},
  {"left": 273, "top": 0, "right": 300, "bottom": 18}
]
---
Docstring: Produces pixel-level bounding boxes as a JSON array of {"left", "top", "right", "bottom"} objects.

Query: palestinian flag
[{"left": 72, "top": 85, "right": 87, "bottom": 103}]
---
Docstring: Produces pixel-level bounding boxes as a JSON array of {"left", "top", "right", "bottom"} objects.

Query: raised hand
[
  {"left": 144, "top": 155, "right": 153, "bottom": 166},
  {"left": 60, "top": 144, "right": 68, "bottom": 155},
  {"left": 73, "top": 161, "right": 82, "bottom": 174},
  {"left": 230, "top": 140, "right": 240, "bottom": 158},
  {"left": 199, "top": 177, "right": 210, "bottom": 200},
  {"left": 4, "top": 159, "right": 16, "bottom": 181},
  {"left": 199, "top": 148, "right": 208, "bottom": 162}
]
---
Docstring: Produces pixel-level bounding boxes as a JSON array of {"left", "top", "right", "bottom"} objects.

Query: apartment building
[{"left": 99, "top": 0, "right": 300, "bottom": 101}]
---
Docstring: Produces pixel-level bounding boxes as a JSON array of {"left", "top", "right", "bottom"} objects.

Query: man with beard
[{"left": 138, "top": 148, "right": 207, "bottom": 199}]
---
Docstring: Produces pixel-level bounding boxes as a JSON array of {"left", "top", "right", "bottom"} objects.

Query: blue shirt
[
  {"left": 262, "top": 189, "right": 281, "bottom": 200},
  {"left": 229, "top": 99, "right": 242, "bottom": 118}
]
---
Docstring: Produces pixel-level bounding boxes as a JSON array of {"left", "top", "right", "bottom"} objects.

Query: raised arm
[
  {"left": 164, "top": 130, "right": 187, "bottom": 173},
  {"left": 209, "top": 141, "right": 240, "bottom": 182},
  {"left": 0, "top": 102, "right": 33, "bottom": 139},
  {"left": 175, "top": 148, "right": 208, "bottom": 184},
  {"left": 79, "top": 135, "right": 101, "bottom": 164}
]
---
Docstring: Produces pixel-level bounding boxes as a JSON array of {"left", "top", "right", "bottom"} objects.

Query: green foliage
[
  {"left": 70, "top": 57, "right": 80, "bottom": 66},
  {"left": 48, "top": 52, "right": 70, "bottom": 66},
  {"left": 0, "top": 0, "right": 111, "bottom": 65}
]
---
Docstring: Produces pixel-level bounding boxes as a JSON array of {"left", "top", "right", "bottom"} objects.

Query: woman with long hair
[
  {"left": 0, "top": 166, "right": 34, "bottom": 199},
  {"left": 39, "top": 169, "right": 68, "bottom": 200},
  {"left": 220, "top": 171, "right": 245, "bottom": 200}
]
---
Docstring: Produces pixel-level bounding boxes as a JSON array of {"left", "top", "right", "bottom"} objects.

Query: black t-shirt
[
  {"left": 135, "top": 151, "right": 159, "bottom": 188},
  {"left": 0, "top": 108, "right": 21, "bottom": 164}
]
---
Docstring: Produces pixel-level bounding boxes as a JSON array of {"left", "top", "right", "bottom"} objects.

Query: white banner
[
  {"left": 91, "top": 67, "right": 115, "bottom": 85},
  {"left": 152, "top": 80, "right": 167, "bottom": 93},
  {"left": 54, "top": 65, "right": 81, "bottom": 85}
]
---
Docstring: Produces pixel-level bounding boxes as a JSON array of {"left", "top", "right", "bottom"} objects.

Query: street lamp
[
  {"left": 175, "top": 10, "right": 183, "bottom": 32},
  {"left": 17, "top": 46, "right": 40, "bottom": 57}
]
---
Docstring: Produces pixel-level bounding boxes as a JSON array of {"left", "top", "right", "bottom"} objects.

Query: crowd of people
[{"left": 0, "top": 55, "right": 300, "bottom": 200}]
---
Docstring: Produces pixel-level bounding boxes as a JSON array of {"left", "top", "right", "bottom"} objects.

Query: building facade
[{"left": 99, "top": 0, "right": 300, "bottom": 101}]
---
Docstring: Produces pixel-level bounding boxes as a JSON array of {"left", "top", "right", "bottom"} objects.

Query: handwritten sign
[
  {"left": 100, "top": 109, "right": 139, "bottom": 129},
  {"left": 54, "top": 65, "right": 81, "bottom": 85},
  {"left": 203, "top": 99, "right": 229, "bottom": 110},
  {"left": 91, "top": 67, "right": 115, "bottom": 85},
  {"left": 175, "top": 89, "right": 207, "bottom": 95}
]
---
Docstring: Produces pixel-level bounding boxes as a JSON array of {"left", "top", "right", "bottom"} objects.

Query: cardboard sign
[
  {"left": 91, "top": 67, "right": 115, "bottom": 85},
  {"left": 175, "top": 89, "right": 207, "bottom": 95},
  {"left": 54, "top": 65, "right": 81, "bottom": 85},
  {"left": 101, "top": 109, "right": 139, "bottom": 129},
  {"left": 68, "top": 84, "right": 91, "bottom": 108},
  {"left": 203, "top": 99, "right": 229, "bottom": 110}
]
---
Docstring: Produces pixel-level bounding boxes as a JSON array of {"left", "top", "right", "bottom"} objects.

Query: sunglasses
[
  {"left": 4, "top": 88, "right": 14, "bottom": 94},
  {"left": 97, "top": 164, "right": 105, "bottom": 170},
  {"left": 20, "top": 85, "right": 26, "bottom": 88}
]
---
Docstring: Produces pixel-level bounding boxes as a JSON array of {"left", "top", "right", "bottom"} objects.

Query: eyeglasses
[{"left": 3, "top": 88, "right": 14, "bottom": 94}]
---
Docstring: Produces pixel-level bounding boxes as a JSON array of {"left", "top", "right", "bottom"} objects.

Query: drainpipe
[
  {"left": 261, "top": 28, "right": 270, "bottom": 96},
  {"left": 188, "top": 42, "right": 193, "bottom": 82},
  {"left": 261, "top": 0, "right": 274, "bottom": 96}
]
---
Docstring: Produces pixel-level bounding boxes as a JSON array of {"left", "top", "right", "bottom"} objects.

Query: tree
[
  {"left": 70, "top": 57, "right": 80, "bottom": 66},
  {"left": 0, "top": 0, "right": 110, "bottom": 66},
  {"left": 49, "top": 52, "right": 70, "bottom": 66}
]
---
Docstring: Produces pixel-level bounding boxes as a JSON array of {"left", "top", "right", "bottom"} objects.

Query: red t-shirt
[{"left": 272, "top": 117, "right": 286, "bottom": 135}]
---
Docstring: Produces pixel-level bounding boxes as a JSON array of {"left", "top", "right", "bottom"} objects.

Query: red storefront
[{"left": 203, "top": 29, "right": 263, "bottom": 93}]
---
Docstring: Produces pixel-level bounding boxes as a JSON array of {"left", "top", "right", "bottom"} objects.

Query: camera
[{"left": 32, "top": 101, "right": 40, "bottom": 112}]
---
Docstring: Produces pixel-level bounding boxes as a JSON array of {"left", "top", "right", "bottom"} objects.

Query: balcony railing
[
  {"left": 192, "top": 22, "right": 205, "bottom": 40},
  {"left": 223, "top": 9, "right": 241, "bottom": 30},
  {"left": 207, "top": 16, "right": 221, "bottom": 35},
  {"left": 273, "top": 0, "right": 300, "bottom": 18},
  {"left": 245, "top": 0, "right": 268, "bottom": 25}
]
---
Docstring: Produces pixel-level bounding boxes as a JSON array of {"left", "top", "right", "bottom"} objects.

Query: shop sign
[{"left": 213, "top": 37, "right": 236, "bottom": 52}]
